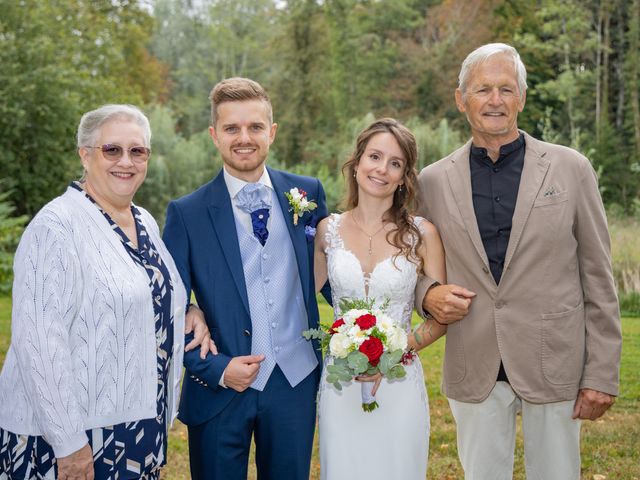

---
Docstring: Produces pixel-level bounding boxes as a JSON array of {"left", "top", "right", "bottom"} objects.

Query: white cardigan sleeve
[{"left": 11, "top": 217, "right": 89, "bottom": 457}]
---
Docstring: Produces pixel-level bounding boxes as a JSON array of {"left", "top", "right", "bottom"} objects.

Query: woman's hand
[
  {"left": 57, "top": 444, "right": 94, "bottom": 480},
  {"left": 355, "top": 371, "right": 383, "bottom": 396},
  {"left": 184, "top": 304, "right": 218, "bottom": 359}
]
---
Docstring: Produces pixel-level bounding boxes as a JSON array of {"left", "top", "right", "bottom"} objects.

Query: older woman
[{"left": 0, "top": 104, "right": 211, "bottom": 479}]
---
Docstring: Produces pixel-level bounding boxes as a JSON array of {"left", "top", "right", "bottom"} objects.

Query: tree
[
  {"left": 0, "top": 181, "right": 27, "bottom": 293},
  {"left": 0, "top": 0, "right": 167, "bottom": 216}
]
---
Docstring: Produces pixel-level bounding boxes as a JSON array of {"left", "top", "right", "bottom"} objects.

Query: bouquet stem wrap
[{"left": 361, "top": 382, "right": 379, "bottom": 412}]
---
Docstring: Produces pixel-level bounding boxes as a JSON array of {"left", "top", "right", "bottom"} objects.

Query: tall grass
[{"left": 609, "top": 216, "right": 640, "bottom": 315}]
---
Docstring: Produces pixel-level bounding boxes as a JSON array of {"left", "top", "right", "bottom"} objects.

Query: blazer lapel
[
  {"left": 269, "top": 168, "right": 311, "bottom": 308},
  {"left": 445, "top": 142, "right": 491, "bottom": 271},
  {"left": 503, "top": 133, "right": 550, "bottom": 271},
  {"left": 207, "top": 171, "right": 251, "bottom": 316}
]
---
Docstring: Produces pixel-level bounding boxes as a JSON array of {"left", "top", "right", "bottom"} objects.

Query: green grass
[{"left": 1, "top": 297, "right": 638, "bottom": 479}]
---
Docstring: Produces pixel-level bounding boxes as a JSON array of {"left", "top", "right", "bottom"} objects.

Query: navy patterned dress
[{"left": 0, "top": 182, "right": 175, "bottom": 479}]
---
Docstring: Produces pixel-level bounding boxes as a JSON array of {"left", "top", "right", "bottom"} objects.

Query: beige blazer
[{"left": 415, "top": 132, "right": 621, "bottom": 404}]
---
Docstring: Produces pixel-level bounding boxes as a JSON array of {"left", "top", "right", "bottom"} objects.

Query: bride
[{"left": 314, "top": 118, "right": 447, "bottom": 479}]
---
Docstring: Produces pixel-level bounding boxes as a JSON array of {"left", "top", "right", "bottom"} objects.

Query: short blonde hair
[{"left": 209, "top": 77, "right": 273, "bottom": 126}]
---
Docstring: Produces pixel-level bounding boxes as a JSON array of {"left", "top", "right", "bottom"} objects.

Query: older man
[{"left": 415, "top": 43, "right": 622, "bottom": 479}]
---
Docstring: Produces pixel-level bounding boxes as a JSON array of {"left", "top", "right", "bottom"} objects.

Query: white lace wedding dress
[{"left": 318, "top": 213, "right": 430, "bottom": 480}]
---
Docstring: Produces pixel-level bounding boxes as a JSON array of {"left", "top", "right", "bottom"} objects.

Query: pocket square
[{"left": 543, "top": 186, "right": 559, "bottom": 197}]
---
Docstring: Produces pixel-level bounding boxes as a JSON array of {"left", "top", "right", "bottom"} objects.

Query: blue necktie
[
  {"left": 250, "top": 208, "right": 270, "bottom": 245},
  {"left": 236, "top": 183, "right": 271, "bottom": 246}
]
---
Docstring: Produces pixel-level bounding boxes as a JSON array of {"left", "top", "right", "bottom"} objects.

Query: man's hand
[
  {"left": 184, "top": 305, "right": 218, "bottom": 359},
  {"left": 423, "top": 284, "right": 476, "bottom": 324},
  {"left": 223, "top": 355, "right": 265, "bottom": 392},
  {"left": 57, "top": 444, "right": 94, "bottom": 480},
  {"left": 572, "top": 388, "right": 615, "bottom": 420}
]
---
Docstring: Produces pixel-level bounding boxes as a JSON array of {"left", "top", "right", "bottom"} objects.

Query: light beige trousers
[{"left": 448, "top": 381, "right": 581, "bottom": 480}]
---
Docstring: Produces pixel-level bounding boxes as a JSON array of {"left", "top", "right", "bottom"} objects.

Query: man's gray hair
[
  {"left": 458, "top": 43, "right": 527, "bottom": 99},
  {"left": 77, "top": 104, "right": 151, "bottom": 148}
]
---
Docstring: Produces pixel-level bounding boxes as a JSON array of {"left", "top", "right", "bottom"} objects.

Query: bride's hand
[{"left": 355, "top": 372, "right": 383, "bottom": 395}]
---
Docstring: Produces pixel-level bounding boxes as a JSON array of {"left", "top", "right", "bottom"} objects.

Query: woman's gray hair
[
  {"left": 458, "top": 43, "right": 527, "bottom": 99},
  {"left": 77, "top": 104, "right": 151, "bottom": 148}
]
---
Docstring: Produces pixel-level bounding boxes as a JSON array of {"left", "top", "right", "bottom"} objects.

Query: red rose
[
  {"left": 359, "top": 337, "right": 384, "bottom": 366},
  {"left": 355, "top": 313, "right": 377, "bottom": 330},
  {"left": 330, "top": 318, "right": 345, "bottom": 334}
]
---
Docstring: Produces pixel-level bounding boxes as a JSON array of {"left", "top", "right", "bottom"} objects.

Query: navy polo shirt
[{"left": 469, "top": 133, "right": 525, "bottom": 382}]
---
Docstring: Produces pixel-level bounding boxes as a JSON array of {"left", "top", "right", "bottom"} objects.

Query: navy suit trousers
[{"left": 187, "top": 365, "right": 320, "bottom": 480}]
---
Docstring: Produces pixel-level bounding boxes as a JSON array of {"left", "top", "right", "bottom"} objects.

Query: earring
[
  {"left": 353, "top": 170, "right": 357, "bottom": 178},
  {"left": 398, "top": 184, "right": 404, "bottom": 192}
]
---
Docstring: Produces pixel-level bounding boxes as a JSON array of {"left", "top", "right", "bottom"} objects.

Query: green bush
[
  {"left": 609, "top": 216, "right": 640, "bottom": 293},
  {"left": 0, "top": 183, "right": 28, "bottom": 293},
  {"left": 619, "top": 292, "right": 640, "bottom": 317}
]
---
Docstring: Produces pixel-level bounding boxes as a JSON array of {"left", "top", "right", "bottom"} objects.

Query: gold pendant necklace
[{"left": 351, "top": 210, "right": 386, "bottom": 255}]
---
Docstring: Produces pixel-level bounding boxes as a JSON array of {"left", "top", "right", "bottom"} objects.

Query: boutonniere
[
  {"left": 304, "top": 225, "right": 317, "bottom": 242},
  {"left": 284, "top": 187, "right": 317, "bottom": 225}
]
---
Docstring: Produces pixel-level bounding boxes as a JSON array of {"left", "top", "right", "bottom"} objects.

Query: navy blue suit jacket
[{"left": 163, "top": 167, "right": 327, "bottom": 426}]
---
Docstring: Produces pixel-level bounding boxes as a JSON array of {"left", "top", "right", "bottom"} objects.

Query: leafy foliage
[
  {"left": 0, "top": 0, "right": 638, "bottom": 292},
  {"left": 0, "top": 0, "right": 167, "bottom": 216},
  {"left": 0, "top": 183, "right": 27, "bottom": 293}
]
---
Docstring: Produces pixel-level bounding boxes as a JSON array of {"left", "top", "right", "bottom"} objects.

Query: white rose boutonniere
[{"left": 284, "top": 187, "right": 317, "bottom": 225}]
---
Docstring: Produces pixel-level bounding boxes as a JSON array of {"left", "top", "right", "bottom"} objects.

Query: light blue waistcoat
[{"left": 234, "top": 188, "right": 318, "bottom": 391}]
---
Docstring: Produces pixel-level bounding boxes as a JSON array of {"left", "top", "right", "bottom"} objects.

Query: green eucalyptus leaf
[
  {"left": 387, "top": 364, "right": 407, "bottom": 380},
  {"left": 326, "top": 373, "right": 339, "bottom": 384},
  {"left": 347, "top": 351, "right": 369, "bottom": 373}
]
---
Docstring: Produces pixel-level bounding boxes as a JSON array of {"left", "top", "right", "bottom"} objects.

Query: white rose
[
  {"left": 387, "top": 327, "right": 408, "bottom": 352},
  {"left": 341, "top": 309, "right": 360, "bottom": 326},
  {"left": 299, "top": 198, "right": 309, "bottom": 208},
  {"left": 289, "top": 187, "right": 302, "bottom": 201},
  {"left": 329, "top": 333, "right": 351, "bottom": 358}
]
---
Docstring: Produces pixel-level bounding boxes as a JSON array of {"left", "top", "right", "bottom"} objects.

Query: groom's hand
[
  {"left": 423, "top": 284, "right": 476, "bottom": 324},
  {"left": 224, "top": 355, "right": 265, "bottom": 392}
]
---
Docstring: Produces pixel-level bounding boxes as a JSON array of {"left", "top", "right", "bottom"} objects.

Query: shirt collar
[
  {"left": 223, "top": 166, "right": 273, "bottom": 199},
  {"left": 470, "top": 133, "right": 525, "bottom": 166}
]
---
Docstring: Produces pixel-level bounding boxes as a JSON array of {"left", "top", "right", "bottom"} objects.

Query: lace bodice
[{"left": 324, "top": 213, "right": 422, "bottom": 331}]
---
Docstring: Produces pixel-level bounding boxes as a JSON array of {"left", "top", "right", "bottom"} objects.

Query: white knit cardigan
[{"left": 0, "top": 187, "right": 186, "bottom": 457}]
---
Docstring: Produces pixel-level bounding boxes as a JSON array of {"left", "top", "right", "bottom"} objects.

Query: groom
[{"left": 163, "top": 77, "right": 327, "bottom": 480}]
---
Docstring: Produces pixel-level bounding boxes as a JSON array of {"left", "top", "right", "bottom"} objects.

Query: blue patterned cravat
[{"left": 236, "top": 183, "right": 271, "bottom": 246}]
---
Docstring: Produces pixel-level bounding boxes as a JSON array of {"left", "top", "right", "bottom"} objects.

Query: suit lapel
[
  {"left": 206, "top": 171, "right": 251, "bottom": 316},
  {"left": 269, "top": 168, "right": 311, "bottom": 308},
  {"left": 445, "top": 142, "right": 491, "bottom": 271},
  {"left": 503, "top": 134, "right": 550, "bottom": 272}
]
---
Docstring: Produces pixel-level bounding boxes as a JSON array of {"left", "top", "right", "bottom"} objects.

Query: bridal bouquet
[{"left": 303, "top": 298, "right": 412, "bottom": 412}]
